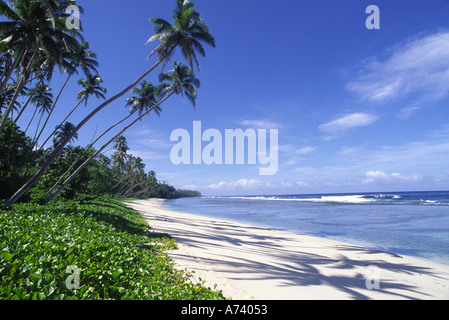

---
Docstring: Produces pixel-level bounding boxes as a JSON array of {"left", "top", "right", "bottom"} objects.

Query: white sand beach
[{"left": 124, "top": 199, "right": 449, "bottom": 300}]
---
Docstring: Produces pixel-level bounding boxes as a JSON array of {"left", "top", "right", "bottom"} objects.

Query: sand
[{"left": 124, "top": 199, "right": 449, "bottom": 300}]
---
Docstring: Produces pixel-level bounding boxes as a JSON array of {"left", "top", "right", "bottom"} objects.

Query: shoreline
[{"left": 125, "top": 198, "right": 449, "bottom": 300}]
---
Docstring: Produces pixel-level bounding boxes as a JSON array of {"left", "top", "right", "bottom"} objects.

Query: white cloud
[
  {"left": 208, "top": 178, "right": 270, "bottom": 190},
  {"left": 319, "top": 113, "right": 379, "bottom": 135},
  {"left": 362, "top": 170, "right": 422, "bottom": 184},
  {"left": 295, "top": 181, "right": 310, "bottom": 187},
  {"left": 397, "top": 106, "right": 421, "bottom": 119},
  {"left": 281, "top": 181, "right": 293, "bottom": 187},
  {"left": 348, "top": 31, "right": 449, "bottom": 104}
]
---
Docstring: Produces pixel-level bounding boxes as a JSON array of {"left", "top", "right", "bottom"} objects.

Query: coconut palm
[
  {"left": 30, "top": 84, "right": 53, "bottom": 145},
  {"left": 44, "top": 61, "right": 200, "bottom": 204},
  {"left": 23, "top": 83, "right": 52, "bottom": 133},
  {"left": 0, "top": 83, "right": 22, "bottom": 117},
  {"left": 68, "top": 41, "right": 99, "bottom": 77},
  {"left": 0, "top": 0, "right": 82, "bottom": 88},
  {"left": 6, "top": 0, "right": 214, "bottom": 207},
  {"left": 125, "top": 80, "right": 160, "bottom": 117},
  {"left": 77, "top": 74, "right": 107, "bottom": 106},
  {"left": 56, "top": 74, "right": 106, "bottom": 127},
  {"left": 147, "top": 0, "right": 215, "bottom": 72},
  {"left": 0, "top": 0, "right": 83, "bottom": 135},
  {"left": 158, "top": 60, "right": 200, "bottom": 107},
  {"left": 112, "top": 135, "right": 129, "bottom": 170},
  {"left": 113, "top": 135, "right": 129, "bottom": 153},
  {"left": 28, "top": 74, "right": 106, "bottom": 165},
  {"left": 53, "top": 121, "right": 78, "bottom": 147},
  {"left": 31, "top": 41, "right": 100, "bottom": 146}
]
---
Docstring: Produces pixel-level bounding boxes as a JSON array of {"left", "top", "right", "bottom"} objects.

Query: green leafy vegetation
[
  {"left": 0, "top": 119, "right": 195, "bottom": 204},
  {"left": 0, "top": 196, "right": 224, "bottom": 300},
  {"left": 1, "top": 0, "right": 212, "bottom": 300},
  {"left": 1, "top": 0, "right": 215, "bottom": 207}
]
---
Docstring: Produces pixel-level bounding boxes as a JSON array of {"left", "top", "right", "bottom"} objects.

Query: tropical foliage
[
  {"left": 0, "top": 120, "right": 181, "bottom": 202},
  {"left": 0, "top": 197, "right": 223, "bottom": 300},
  {"left": 1, "top": 0, "right": 214, "bottom": 301},
  {"left": 0, "top": 0, "right": 214, "bottom": 207}
]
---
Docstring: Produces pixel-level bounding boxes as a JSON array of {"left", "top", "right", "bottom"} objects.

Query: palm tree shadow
[{"left": 162, "top": 216, "right": 444, "bottom": 299}]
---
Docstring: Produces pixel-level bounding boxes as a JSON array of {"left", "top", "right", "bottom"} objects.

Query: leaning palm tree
[
  {"left": 35, "top": 74, "right": 106, "bottom": 152},
  {"left": 23, "top": 83, "right": 52, "bottom": 134},
  {"left": 76, "top": 74, "right": 107, "bottom": 107},
  {"left": 32, "top": 42, "right": 100, "bottom": 146},
  {"left": 31, "top": 86, "right": 53, "bottom": 146},
  {"left": 0, "top": 0, "right": 82, "bottom": 90},
  {"left": 6, "top": 0, "right": 214, "bottom": 207},
  {"left": 68, "top": 41, "right": 99, "bottom": 78},
  {"left": 44, "top": 61, "right": 200, "bottom": 204},
  {"left": 0, "top": 83, "right": 22, "bottom": 117},
  {"left": 147, "top": 0, "right": 215, "bottom": 72},
  {"left": 0, "top": 0, "right": 83, "bottom": 136},
  {"left": 46, "top": 83, "right": 154, "bottom": 196},
  {"left": 53, "top": 121, "right": 78, "bottom": 147},
  {"left": 158, "top": 60, "right": 200, "bottom": 107},
  {"left": 126, "top": 80, "right": 161, "bottom": 117}
]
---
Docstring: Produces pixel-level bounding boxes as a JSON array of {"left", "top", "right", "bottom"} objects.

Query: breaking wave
[{"left": 221, "top": 192, "right": 448, "bottom": 205}]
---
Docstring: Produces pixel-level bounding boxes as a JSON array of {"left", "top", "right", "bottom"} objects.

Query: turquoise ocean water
[{"left": 162, "top": 191, "right": 449, "bottom": 265}]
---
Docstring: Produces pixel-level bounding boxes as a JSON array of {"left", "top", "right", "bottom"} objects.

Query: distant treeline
[{"left": 176, "top": 189, "right": 202, "bottom": 198}]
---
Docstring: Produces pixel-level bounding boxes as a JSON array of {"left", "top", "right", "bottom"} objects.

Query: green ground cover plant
[{"left": 0, "top": 196, "right": 224, "bottom": 300}]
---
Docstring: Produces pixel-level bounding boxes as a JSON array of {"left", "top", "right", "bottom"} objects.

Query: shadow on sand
[{"left": 128, "top": 201, "right": 448, "bottom": 300}]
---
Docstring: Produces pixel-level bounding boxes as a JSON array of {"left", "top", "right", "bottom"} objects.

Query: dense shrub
[{"left": 0, "top": 197, "right": 224, "bottom": 300}]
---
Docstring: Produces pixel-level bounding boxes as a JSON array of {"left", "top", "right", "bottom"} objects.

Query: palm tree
[
  {"left": 47, "top": 82, "right": 155, "bottom": 197},
  {"left": 31, "top": 85, "right": 53, "bottom": 145},
  {"left": 35, "top": 74, "right": 106, "bottom": 152},
  {"left": 158, "top": 60, "right": 200, "bottom": 107},
  {"left": 0, "top": 83, "right": 22, "bottom": 117},
  {"left": 77, "top": 74, "right": 107, "bottom": 107},
  {"left": 32, "top": 41, "right": 100, "bottom": 146},
  {"left": 0, "top": 0, "right": 83, "bottom": 135},
  {"left": 23, "top": 83, "right": 52, "bottom": 134},
  {"left": 126, "top": 80, "right": 160, "bottom": 117},
  {"left": 68, "top": 41, "right": 99, "bottom": 77},
  {"left": 147, "top": 0, "right": 216, "bottom": 72},
  {"left": 53, "top": 121, "right": 78, "bottom": 147},
  {"left": 120, "top": 156, "right": 146, "bottom": 197},
  {"left": 44, "top": 61, "right": 200, "bottom": 204},
  {"left": 6, "top": 0, "right": 214, "bottom": 207},
  {"left": 112, "top": 135, "right": 129, "bottom": 170},
  {"left": 113, "top": 135, "right": 129, "bottom": 153},
  {"left": 0, "top": 0, "right": 82, "bottom": 88}
]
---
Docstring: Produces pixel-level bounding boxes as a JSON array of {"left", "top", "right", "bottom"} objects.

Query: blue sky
[{"left": 16, "top": 0, "right": 449, "bottom": 196}]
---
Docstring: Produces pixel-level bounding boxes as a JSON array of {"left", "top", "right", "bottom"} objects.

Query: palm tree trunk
[
  {"left": 24, "top": 106, "right": 38, "bottom": 134},
  {"left": 0, "top": 46, "right": 27, "bottom": 96},
  {"left": 129, "top": 183, "right": 156, "bottom": 198},
  {"left": 34, "top": 97, "right": 85, "bottom": 157},
  {"left": 14, "top": 75, "right": 46, "bottom": 123},
  {"left": 32, "top": 72, "right": 73, "bottom": 149},
  {"left": 0, "top": 76, "right": 25, "bottom": 134},
  {"left": 46, "top": 109, "right": 137, "bottom": 195},
  {"left": 32, "top": 111, "right": 45, "bottom": 146},
  {"left": 5, "top": 49, "right": 174, "bottom": 207},
  {"left": 0, "top": 50, "right": 36, "bottom": 136},
  {"left": 44, "top": 92, "right": 173, "bottom": 204}
]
